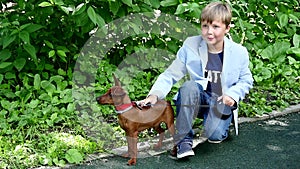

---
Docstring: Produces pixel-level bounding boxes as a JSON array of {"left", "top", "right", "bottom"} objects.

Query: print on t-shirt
[{"left": 205, "top": 52, "right": 223, "bottom": 96}]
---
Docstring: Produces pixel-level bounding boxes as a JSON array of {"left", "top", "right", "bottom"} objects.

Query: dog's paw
[{"left": 127, "top": 158, "right": 136, "bottom": 165}]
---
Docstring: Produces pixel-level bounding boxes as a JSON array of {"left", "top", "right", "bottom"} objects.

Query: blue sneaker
[{"left": 177, "top": 141, "right": 195, "bottom": 159}]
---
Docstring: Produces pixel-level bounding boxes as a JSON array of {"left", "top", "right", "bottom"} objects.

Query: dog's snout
[{"left": 96, "top": 97, "right": 100, "bottom": 102}]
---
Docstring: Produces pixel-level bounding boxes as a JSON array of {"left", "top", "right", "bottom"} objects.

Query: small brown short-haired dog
[{"left": 96, "top": 75, "right": 175, "bottom": 165}]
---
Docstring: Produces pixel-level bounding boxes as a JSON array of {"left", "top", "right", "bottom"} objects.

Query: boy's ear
[{"left": 225, "top": 25, "right": 230, "bottom": 33}]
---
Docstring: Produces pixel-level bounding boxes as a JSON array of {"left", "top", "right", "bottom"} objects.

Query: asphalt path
[{"left": 69, "top": 112, "right": 300, "bottom": 169}]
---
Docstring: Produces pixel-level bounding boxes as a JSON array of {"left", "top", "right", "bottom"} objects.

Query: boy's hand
[
  {"left": 138, "top": 95, "right": 158, "bottom": 107},
  {"left": 218, "top": 95, "right": 236, "bottom": 107}
]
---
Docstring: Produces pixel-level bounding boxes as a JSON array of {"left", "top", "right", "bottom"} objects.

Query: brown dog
[{"left": 96, "top": 75, "right": 175, "bottom": 165}]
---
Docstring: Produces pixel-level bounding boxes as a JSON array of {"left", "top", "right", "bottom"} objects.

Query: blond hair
[{"left": 201, "top": 2, "right": 232, "bottom": 27}]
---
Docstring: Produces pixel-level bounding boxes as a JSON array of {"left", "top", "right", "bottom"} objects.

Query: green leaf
[
  {"left": 57, "top": 50, "right": 67, "bottom": 62},
  {"left": 67, "top": 103, "right": 75, "bottom": 112},
  {"left": 8, "top": 111, "right": 19, "bottom": 122},
  {"left": 5, "top": 90, "right": 16, "bottom": 98},
  {"left": 41, "top": 81, "right": 56, "bottom": 94},
  {"left": 278, "top": 13, "right": 288, "bottom": 28},
  {"left": 149, "top": 0, "right": 160, "bottom": 8},
  {"left": 19, "top": 31, "right": 30, "bottom": 44},
  {"left": 175, "top": 3, "right": 187, "bottom": 15},
  {"left": 273, "top": 41, "right": 290, "bottom": 57},
  {"left": 13, "top": 58, "right": 26, "bottom": 71},
  {"left": 56, "top": 45, "right": 70, "bottom": 52},
  {"left": 0, "top": 62, "right": 12, "bottom": 69},
  {"left": 60, "top": 6, "right": 72, "bottom": 14},
  {"left": 73, "top": 3, "right": 86, "bottom": 15},
  {"left": 44, "top": 40, "right": 54, "bottom": 49},
  {"left": 87, "top": 7, "right": 97, "bottom": 24},
  {"left": 23, "top": 44, "right": 37, "bottom": 64},
  {"left": 50, "top": 113, "right": 58, "bottom": 121},
  {"left": 65, "top": 149, "right": 83, "bottom": 164},
  {"left": 57, "top": 80, "right": 68, "bottom": 91},
  {"left": 190, "top": 3, "right": 201, "bottom": 18},
  {"left": 131, "top": 4, "right": 140, "bottom": 12},
  {"left": 34, "top": 74, "right": 41, "bottom": 90},
  {"left": 49, "top": 50, "right": 55, "bottom": 58},
  {"left": 29, "top": 100, "right": 40, "bottom": 109},
  {"left": 24, "top": 93, "right": 32, "bottom": 103},
  {"left": 287, "top": 56, "right": 297, "bottom": 65},
  {"left": 53, "top": 158, "right": 66, "bottom": 167},
  {"left": 24, "top": 24, "right": 44, "bottom": 33},
  {"left": 167, "top": 40, "right": 178, "bottom": 53},
  {"left": 87, "top": 7, "right": 105, "bottom": 27},
  {"left": 1, "top": 100, "right": 11, "bottom": 110},
  {"left": 261, "top": 67, "right": 272, "bottom": 79},
  {"left": 50, "top": 75, "right": 64, "bottom": 83},
  {"left": 161, "top": 0, "right": 178, "bottom": 7},
  {"left": 53, "top": 0, "right": 64, "bottom": 6},
  {"left": 0, "top": 74, "right": 3, "bottom": 84},
  {"left": 58, "top": 68, "right": 66, "bottom": 76},
  {"left": 20, "top": 23, "right": 32, "bottom": 30},
  {"left": 5, "top": 72, "right": 16, "bottom": 79},
  {"left": 2, "top": 35, "right": 16, "bottom": 49},
  {"left": 95, "top": 15, "right": 105, "bottom": 28},
  {"left": 289, "top": 13, "right": 300, "bottom": 23},
  {"left": 260, "top": 45, "right": 272, "bottom": 59},
  {"left": 0, "top": 49, "right": 11, "bottom": 61},
  {"left": 39, "top": 93, "right": 51, "bottom": 101},
  {"left": 287, "top": 47, "right": 300, "bottom": 58},
  {"left": 261, "top": 42, "right": 290, "bottom": 60},
  {"left": 293, "top": 34, "right": 300, "bottom": 48},
  {"left": 60, "top": 89, "right": 72, "bottom": 102},
  {"left": 109, "top": 1, "right": 121, "bottom": 15},
  {"left": 38, "top": 2, "right": 53, "bottom": 7},
  {"left": 121, "top": 0, "right": 133, "bottom": 7}
]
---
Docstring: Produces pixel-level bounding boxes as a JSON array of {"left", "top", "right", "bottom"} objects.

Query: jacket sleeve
[
  {"left": 224, "top": 47, "right": 253, "bottom": 102},
  {"left": 148, "top": 47, "right": 188, "bottom": 99}
]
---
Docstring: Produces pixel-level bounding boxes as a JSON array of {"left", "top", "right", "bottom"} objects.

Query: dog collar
[{"left": 115, "top": 103, "right": 133, "bottom": 114}]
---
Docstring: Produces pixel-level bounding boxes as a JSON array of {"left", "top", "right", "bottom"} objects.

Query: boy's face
[{"left": 201, "top": 20, "right": 230, "bottom": 52}]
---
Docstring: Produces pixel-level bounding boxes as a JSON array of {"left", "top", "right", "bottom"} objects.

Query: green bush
[{"left": 0, "top": 0, "right": 299, "bottom": 168}]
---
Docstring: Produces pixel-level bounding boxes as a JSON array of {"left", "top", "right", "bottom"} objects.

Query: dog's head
[{"left": 96, "top": 74, "right": 127, "bottom": 106}]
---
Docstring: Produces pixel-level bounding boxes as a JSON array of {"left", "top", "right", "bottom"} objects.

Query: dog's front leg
[
  {"left": 121, "top": 134, "right": 130, "bottom": 158},
  {"left": 127, "top": 131, "right": 138, "bottom": 165}
]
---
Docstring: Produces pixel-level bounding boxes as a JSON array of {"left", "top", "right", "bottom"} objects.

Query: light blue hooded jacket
[
  {"left": 149, "top": 36, "right": 253, "bottom": 102},
  {"left": 148, "top": 35, "right": 254, "bottom": 135}
]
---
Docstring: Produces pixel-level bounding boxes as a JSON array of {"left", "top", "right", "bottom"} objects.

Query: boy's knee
[{"left": 207, "top": 127, "right": 228, "bottom": 141}]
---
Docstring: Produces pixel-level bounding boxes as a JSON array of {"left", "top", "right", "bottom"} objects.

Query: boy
[{"left": 140, "top": 1, "right": 253, "bottom": 159}]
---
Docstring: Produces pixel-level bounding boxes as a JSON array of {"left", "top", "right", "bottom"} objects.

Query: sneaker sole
[
  {"left": 207, "top": 139, "right": 222, "bottom": 144},
  {"left": 177, "top": 150, "right": 195, "bottom": 159}
]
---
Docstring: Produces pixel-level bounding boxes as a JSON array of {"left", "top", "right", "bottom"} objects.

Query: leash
[{"left": 133, "top": 101, "right": 211, "bottom": 110}]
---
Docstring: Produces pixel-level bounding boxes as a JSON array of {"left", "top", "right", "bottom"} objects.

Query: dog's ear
[
  {"left": 113, "top": 74, "right": 121, "bottom": 86},
  {"left": 112, "top": 87, "right": 126, "bottom": 96}
]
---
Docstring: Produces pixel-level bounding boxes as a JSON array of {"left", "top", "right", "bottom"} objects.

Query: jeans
[{"left": 174, "top": 81, "right": 235, "bottom": 145}]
